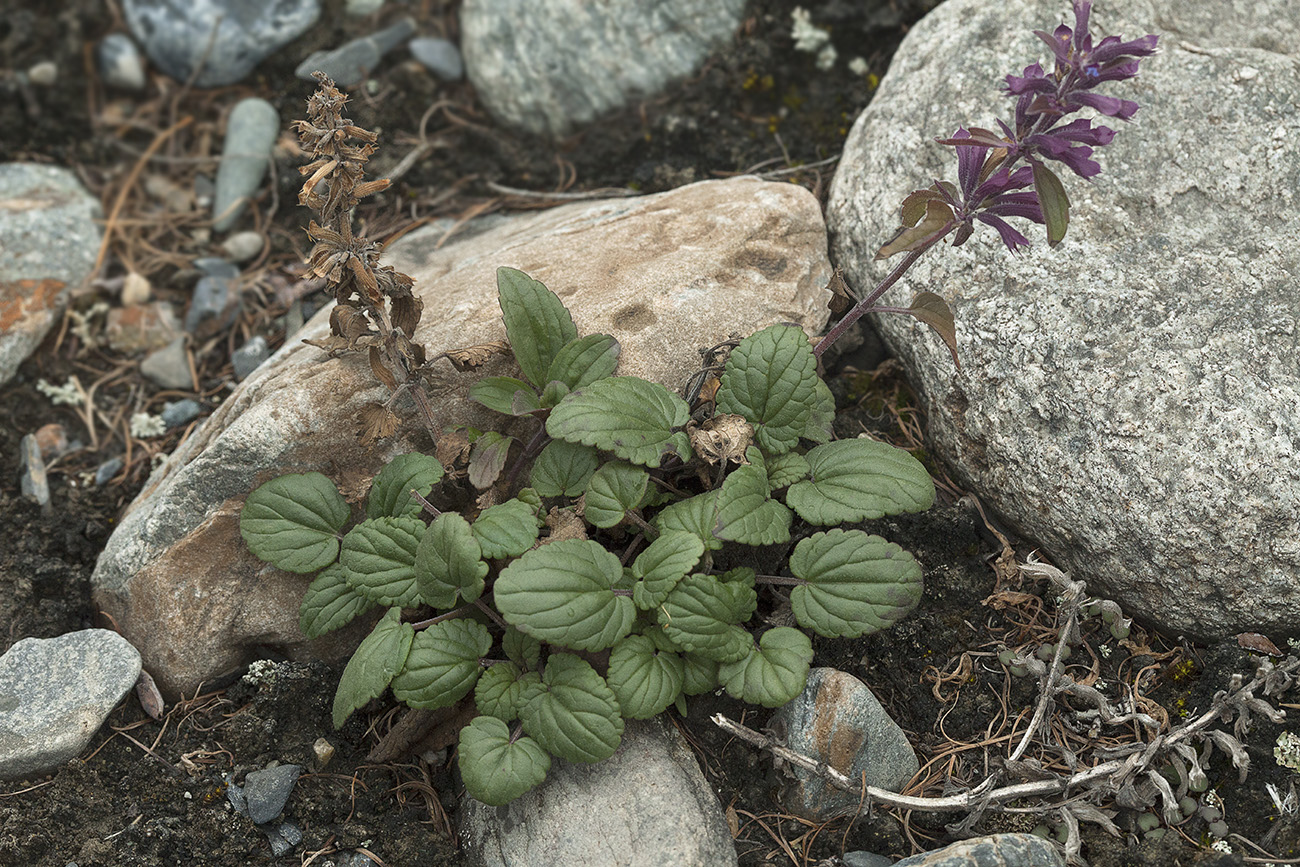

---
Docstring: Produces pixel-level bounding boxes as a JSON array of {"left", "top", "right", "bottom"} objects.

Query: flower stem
[{"left": 813, "top": 223, "right": 955, "bottom": 358}]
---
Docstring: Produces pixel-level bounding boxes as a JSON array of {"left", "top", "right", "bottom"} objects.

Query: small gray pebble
[
  {"left": 162, "top": 399, "right": 203, "bottom": 428},
  {"left": 212, "top": 99, "right": 279, "bottom": 232},
  {"left": 232, "top": 335, "right": 270, "bottom": 380},
  {"left": 27, "top": 61, "right": 58, "bottom": 86},
  {"left": 220, "top": 230, "right": 264, "bottom": 263},
  {"left": 346, "top": 0, "right": 384, "bottom": 14},
  {"left": 842, "top": 853, "right": 893, "bottom": 867},
  {"left": 95, "top": 457, "right": 126, "bottom": 487},
  {"left": 193, "top": 257, "right": 239, "bottom": 279},
  {"left": 98, "top": 34, "right": 146, "bottom": 90},
  {"left": 244, "top": 764, "right": 302, "bottom": 824},
  {"left": 140, "top": 337, "right": 193, "bottom": 390},
  {"left": 409, "top": 37, "right": 463, "bottom": 81},
  {"left": 186, "top": 261, "right": 242, "bottom": 333},
  {"left": 295, "top": 18, "right": 414, "bottom": 86},
  {"left": 19, "top": 434, "right": 51, "bottom": 511},
  {"left": 264, "top": 821, "right": 303, "bottom": 856}
]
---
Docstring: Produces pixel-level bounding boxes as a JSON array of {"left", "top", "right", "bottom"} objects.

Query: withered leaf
[
  {"left": 688, "top": 414, "right": 754, "bottom": 466},
  {"left": 390, "top": 294, "right": 423, "bottom": 336},
  {"left": 468, "top": 432, "right": 513, "bottom": 491},
  {"left": 303, "top": 335, "right": 355, "bottom": 355},
  {"left": 437, "top": 341, "right": 511, "bottom": 372},
  {"left": 369, "top": 346, "right": 399, "bottom": 390},
  {"left": 827, "top": 269, "right": 855, "bottom": 315},
  {"left": 1237, "top": 632, "right": 1283, "bottom": 657},
  {"left": 135, "top": 669, "right": 164, "bottom": 720},
  {"left": 876, "top": 198, "right": 954, "bottom": 259},
  {"left": 435, "top": 428, "right": 472, "bottom": 470},
  {"left": 331, "top": 304, "right": 372, "bottom": 339},
  {"left": 543, "top": 507, "right": 587, "bottom": 545},
  {"left": 358, "top": 402, "right": 399, "bottom": 444}
]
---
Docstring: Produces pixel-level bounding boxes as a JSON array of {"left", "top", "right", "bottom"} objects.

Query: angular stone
[
  {"left": 98, "top": 33, "right": 146, "bottom": 91},
  {"left": 768, "top": 668, "right": 917, "bottom": 819},
  {"left": 232, "top": 335, "right": 270, "bottom": 380},
  {"left": 294, "top": 18, "right": 414, "bottom": 87},
  {"left": 140, "top": 336, "right": 193, "bottom": 390},
  {"left": 409, "top": 36, "right": 463, "bottom": 81},
  {"left": 826, "top": 0, "right": 1300, "bottom": 641},
  {"left": 123, "top": 0, "right": 320, "bottom": 88},
  {"left": 243, "top": 764, "right": 302, "bottom": 824},
  {"left": 462, "top": 0, "right": 746, "bottom": 137},
  {"left": 0, "top": 164, "right": 103, "bottom": 387},
  {"left": 0, "top": 630, "right": 142, "bottom": 781},
  {"left": 91, "top": 177, "right": 831, "bottom": 698},
  {"left": 893, "top": 833, "right": 1064, "bottom": 867},
  {"left": 460, "top": 717, "right": 737, "bottom": 867}
]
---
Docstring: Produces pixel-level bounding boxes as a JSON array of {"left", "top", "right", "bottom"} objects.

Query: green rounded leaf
[
  {"left": 300, "top": 563, "right": 376, "bottom": 639},
  {"left": 584, "top": 462, "right": 649, "bottom": 529},
  {"left": 415, "top": 512, "right": 488, "bottom": 609},
  {"left": 530, "top": 440, "right": 600, "bottom": 497},
  {"left": 717, "top": 627, "right": 813, "bottom": 708},
  {"left": 606, "top": 634, "right": 685, "bottom": 720},
  {"left": 341, "top": 517, "right": 426, "bottom": 607},
  {"left": 682, "top": 653, "right": 721, "bottom": 696},
  {"left": 658, "top": 573, "right": 753, "bottom": 663},
  {"left": 494, "top": 539, "right": 636, "bottom": 652},
  {"left": 391, "top": 618, "right": 492, "bottom": 709},
  {"left": 519, "top": 653, "right": 624, "bottom": 763},
  {"left": 631, "top": 532, "right": 705, "bottom": 610},
  {"left": 458, "top": 716, "right": 551, "bottom": 806},
  {"left": 475, "top": 662, "right": 541, "bottom": 722},
  {"left": 498, "top": 267, "right": 578, "bottom": 388},
  {"left": 785, "top": 438, "right": 935, "bottom": 525},
  {"left": 546, "top": 376, "right": 692, "bottom": 468},
  {"left": 803, "top": 377, "right": 836, "bottom": 444},
  {"left": 241, "top": 472, "right": 350, "bottom": 573},
  {"left": 715, "top": 325, "right": 819, "bottom": 455},
  {"left": 788, "top": 528, "right": 923, "bottom": 638},
  {"left": 503, "top": 626, "right": 541, "bottom": 671},
  {"left": 713, "top": 463, "right": 792, "bottom": 546},
  {"left": 472, "top": 498, "right": 541, "bottom": 559},
  {"left": 545, "top": 333, "right": 621, "bottom": 391},
  {"left": 653, "top": 491, "right": 722, "bottom": 550},
  {"left": 367, "top": 453, "right": 444, "bottom": 519},
  {"left": 766, "top": 452, "right": 811, "bottom": 489},
  {"left": 471, "top": 376, "right": 540, "bottom": 416},
  {"left": 333, "top": 607, "right": 414, "bottom": 728}
]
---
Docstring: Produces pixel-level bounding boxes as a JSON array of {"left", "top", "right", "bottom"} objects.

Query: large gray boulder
[
  {"left": 91, "top": 177, "right": 832, "bottom": 698},
  {"left": 461, "top": 0, "right": 746, "bottom": 138},
  {"left": 826, "top": 0, "right": 1300, "bottom": 641}
]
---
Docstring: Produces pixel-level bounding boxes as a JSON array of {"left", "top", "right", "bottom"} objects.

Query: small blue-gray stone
[
  {"left": 98, "top": 34, "right": 146, "bottom": 90},
  {"left": 843, "top": 853, "right": 892, "bottom": 867},
  {"left": 295, "top": 18, "right": 414, "bottom": 86},
  {"left": 123, "top": 0, "right": 320, "bottom": 87},
  {"left": 213, "top": 98, "right": 279, "bottom": 232},
  {"left": 243, "top": 764, "right": 302, "bottom": 824},
  {"left": 18, "top": 434, "right": 50, "bottom": 511},
  {"left": 162, "top": 399, "right": 203, "bottom": 428},
  {"left": 95, "top": 457, "right": 125, "bottom": 487},
  {"left": 140, "top": 337, "right": 193, "bottom": 390},
  {"left": 232, "top": 335, "right": 270, "bottom": 380},
  {"left": 264, "top": 821, "right": 303, "bottom": 856},
  {"left": 0, "top": 630, "right": 142, "bottom": 780},
  {"left": 893, "top": 833, "right": 1065, "bottom": 867},
  {"left": 186, "top": 261, "right": 242, "bottom": 333},
  {"left": 768, "top": 667, "right": 918, "bottom": 819},
  {"left": 409, "top": 37, "right": 463, "bottom": 81}
]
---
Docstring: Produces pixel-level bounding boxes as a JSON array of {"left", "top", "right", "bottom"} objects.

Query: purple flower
[{"left": 942, "top": 129, "right": 1044, "bottom": 253}]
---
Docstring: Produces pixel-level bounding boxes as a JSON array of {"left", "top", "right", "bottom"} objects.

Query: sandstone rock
[
  {"left": 0, "top": 164, "right": 103, "bottom": 386},
  {"left": 826, "top": 0, "right": 1300, "bottom": 640},
  {"left": 92, "top": 177, "right": 831, "bottom": 698},
  {"left": 768, "top": 668, "right": 917, "bottom": 819},
  {"left": 461, "top": 0, "right": 746, "bottom": 138},
  {"left": 460, "top": 717, "right": 738, "bottom": 867}
]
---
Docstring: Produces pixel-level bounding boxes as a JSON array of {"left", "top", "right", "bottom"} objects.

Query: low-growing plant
[
  {"left": 242, "top": 0, "right": 1157, "bottom": 812},
  {"left": 241, "top": 264, "right": 935, "bottom": 805}
]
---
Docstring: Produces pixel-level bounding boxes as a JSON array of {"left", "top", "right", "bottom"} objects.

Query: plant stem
[
  {"left": 813, "top": 221, "right": 956, "bottom": 358},
  {"left": 473, "top": 597, "right": 510, "bottom": 631},
  {"left": 409, "top": 606, "right": 470, "bottom": 630}
]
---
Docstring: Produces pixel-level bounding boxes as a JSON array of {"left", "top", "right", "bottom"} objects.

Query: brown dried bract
[
  {"left": 435, "top": 341, "right": 511, "bottom": 372},
  {"left": 688, "top": 413, "right": 754, "bottom": 466},
  {"left": 358, "top": 402, "right": 400, "bottom": 444}
]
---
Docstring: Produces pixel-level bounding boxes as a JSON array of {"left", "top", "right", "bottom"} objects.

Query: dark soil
[{"left": 3, "top": 1, "right": 1298, "bottom": 866}]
